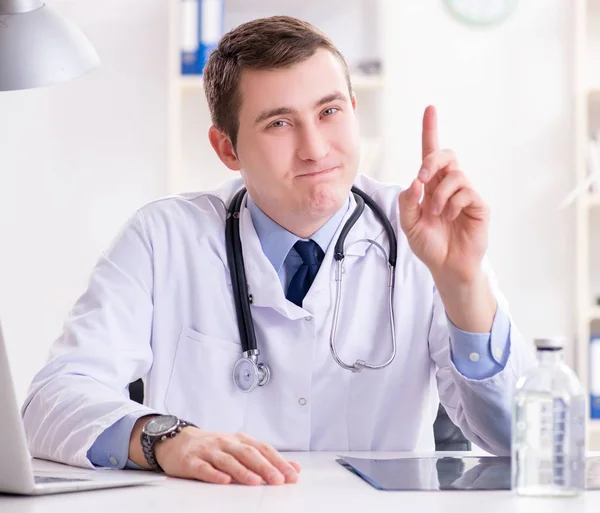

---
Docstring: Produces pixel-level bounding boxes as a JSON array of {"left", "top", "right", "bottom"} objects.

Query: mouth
[{"left": 298, "top": 166, "right": 339, "bottom": 178}]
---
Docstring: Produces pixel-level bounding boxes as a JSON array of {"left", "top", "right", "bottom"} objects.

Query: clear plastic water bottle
[{"left": 512, "top": 337, "right": 586, "bottom": 496}]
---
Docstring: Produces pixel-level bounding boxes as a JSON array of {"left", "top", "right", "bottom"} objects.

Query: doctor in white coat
[{"left": 22, "top": 16, "right": 535, "bottom": 486}]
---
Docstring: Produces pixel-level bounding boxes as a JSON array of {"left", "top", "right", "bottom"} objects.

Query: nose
[{"left": 296, "top": 122, "right": 329, "bottom": 162}]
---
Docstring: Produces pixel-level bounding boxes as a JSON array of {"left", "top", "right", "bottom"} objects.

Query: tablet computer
[{"left": 336, "top": 455, "right": 600, "bottom": 491}]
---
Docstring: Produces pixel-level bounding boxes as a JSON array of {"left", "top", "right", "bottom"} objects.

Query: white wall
[
  {"left": 0, "top": 0, "right": 169, "bottom": 403},
  {"left": 0, "top": 0, "right": 574, "bottom": 404},
  {"left": 381, "top": 0, "right": 575, "bottom": 356}
]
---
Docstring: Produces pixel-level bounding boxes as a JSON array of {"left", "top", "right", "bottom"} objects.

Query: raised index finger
[{"left": 422, "top": 105, "right": 439, "bottom": 160}]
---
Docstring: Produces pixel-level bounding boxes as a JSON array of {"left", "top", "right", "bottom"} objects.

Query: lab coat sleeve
[
  {"left": 21, "top": 211, "right": 159, "bottom": 469},
  {"left": 428, "top": 257, "right": 537, "bottom": 456}
]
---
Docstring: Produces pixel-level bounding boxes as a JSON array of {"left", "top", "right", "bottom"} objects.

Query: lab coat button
[
  {"left": 305, "top": 316, "right": 313, "bottom": 322},
  {"left": 469, "top": 352, "right": 480, "bottom": 362},
  {"left": 494, "top": 348, "right": 502, "bottom": 359},
  {"left": 109, "top": 456, "right": 118, "bottom": 466},
  {"left": 298, "top": 397, "right": 307, "bottom": 406}
]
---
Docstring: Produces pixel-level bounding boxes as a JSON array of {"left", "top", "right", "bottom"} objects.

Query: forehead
[{"left": 237, "top": 49, "right": 350, "bottom": 122}]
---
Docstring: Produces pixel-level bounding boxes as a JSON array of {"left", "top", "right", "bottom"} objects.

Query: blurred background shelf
[
  {"left": 178, "top": 72, "right": 385, "bottom": 92},
  {"left": 575, "top": 0, "right": 600, "bottom": 451},
  {"left": 178, "top": 75, "right": 204, "bottom": 91},
  {"left": 590, "top": 419, "right": 600, "bottom": 449},
  {"left": 590, "top": 306, "right": 600, "bottom": 321},
  {"left": 584, "top": 194, "right": 600, "bottom": 208},
  {"left": 348, "top": 72, "right": 386, "bottom": 90}
]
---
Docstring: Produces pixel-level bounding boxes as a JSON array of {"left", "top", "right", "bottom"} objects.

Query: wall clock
[{"left": 444, "top": 0, "right": 518, "bottom": 26}]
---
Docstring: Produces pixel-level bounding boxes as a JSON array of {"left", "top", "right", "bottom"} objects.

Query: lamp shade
[{"left": 0, "top": 0, "right": 100, "bottom": 91}]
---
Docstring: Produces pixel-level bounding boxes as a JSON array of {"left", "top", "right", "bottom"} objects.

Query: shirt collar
[{"left": 246, "top": 194, "right": 350, "bottom": 273}]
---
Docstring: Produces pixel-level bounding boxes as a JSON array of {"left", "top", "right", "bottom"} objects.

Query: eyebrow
[{"left": 253, "top": 91, "right": 348, "bottom": 126}]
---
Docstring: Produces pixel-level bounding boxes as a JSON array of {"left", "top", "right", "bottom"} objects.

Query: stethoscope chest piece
[{"left": 232, "top": 350, "right": 271, "bottom": 393}]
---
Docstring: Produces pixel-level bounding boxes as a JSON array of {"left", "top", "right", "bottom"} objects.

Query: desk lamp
[{"left": 0, "top": 0, "right": 99, "bottom": 91}]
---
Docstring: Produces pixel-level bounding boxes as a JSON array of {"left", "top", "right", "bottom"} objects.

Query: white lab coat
[{"left": 22, "top": 174, "right": 536, "bottom": 469}]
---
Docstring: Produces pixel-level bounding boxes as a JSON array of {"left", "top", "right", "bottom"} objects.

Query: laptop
[{"left": 0, "top": 321, "right": 165, "bottom": 495}]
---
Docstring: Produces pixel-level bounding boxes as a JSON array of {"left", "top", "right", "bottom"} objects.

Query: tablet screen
[{"left": 336, "top": 456, "right": 600, "bottom": 491}]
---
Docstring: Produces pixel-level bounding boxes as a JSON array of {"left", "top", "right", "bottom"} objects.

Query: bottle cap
[{"left": 534, "top": 337, "right": 565, "bottom": 350}]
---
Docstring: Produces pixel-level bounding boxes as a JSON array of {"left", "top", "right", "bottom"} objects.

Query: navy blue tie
[{"left": 286, "top": 240, "right": 324, "bottom": 307}]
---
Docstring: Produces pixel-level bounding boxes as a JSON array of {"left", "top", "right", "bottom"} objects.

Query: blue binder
[
  {"left": 591, "top": 334, "right": 600, "bottom": 419},
  {"left": 180, "top": 0, "right": 224, "bottom": 76}
]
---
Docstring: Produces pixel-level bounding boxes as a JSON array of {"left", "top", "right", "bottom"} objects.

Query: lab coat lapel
[{"left": 238, "top": 204, "right": 309, "bottom": 320}]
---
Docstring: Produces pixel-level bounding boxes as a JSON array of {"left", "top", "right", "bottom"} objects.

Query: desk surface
[{"left": 2, "top": 452, "right": 600, "bottom": 513}]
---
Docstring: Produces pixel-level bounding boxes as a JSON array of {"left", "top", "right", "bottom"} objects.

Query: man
[{"left": 22, "top": 16, "right": 535, "bottom": 486}]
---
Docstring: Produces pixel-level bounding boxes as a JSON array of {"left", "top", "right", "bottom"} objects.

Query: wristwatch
[{"left": 140, "top": 414, "right": 196, "bottom": 471}]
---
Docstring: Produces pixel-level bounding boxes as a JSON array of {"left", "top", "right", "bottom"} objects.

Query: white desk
[{"left": 2, "top": 452, "right": 600, "bottom": 513}]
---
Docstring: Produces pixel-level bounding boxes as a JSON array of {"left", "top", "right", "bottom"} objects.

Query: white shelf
[
  {"left": 179, "top": 75, "right": 204, "bottom": 90},
  {"left": 585, "top": 194, "right": 600, "bottom": 208},
  {"left": 178, "top": 72, "right": 385, "bottom": 92},
  {"left": 349, "top": 72, "right": 386, "bottom": 90},
  {"left": 589, "top": 420, "right": 600, "bottom": 450},
  {"left": 589, "top": 307, "right": 600, "bottom": 322}
]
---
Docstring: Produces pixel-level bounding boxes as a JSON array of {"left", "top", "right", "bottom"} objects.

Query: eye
[
  {"left": 322, "top": 107, "right": 339, "bottom": 117},
  {"left": 268, "top": 120, "right": 289, "bottom": 129}
]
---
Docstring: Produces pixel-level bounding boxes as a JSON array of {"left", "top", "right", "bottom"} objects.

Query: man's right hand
[{"left": 129, "top": 415, "right": 301, "bottom": 485}]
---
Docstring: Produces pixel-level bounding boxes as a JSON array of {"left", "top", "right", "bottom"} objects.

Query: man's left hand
[{"left": 398, "top": 105, "right": 489, "bottom": 284}]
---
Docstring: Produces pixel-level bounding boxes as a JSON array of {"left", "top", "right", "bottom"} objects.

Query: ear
[
  {"left": 351, "top": 92, "right": 357, "bottom": 111},
  {"left": 208, "top": 126, "right": 242, "bottom": 171}
]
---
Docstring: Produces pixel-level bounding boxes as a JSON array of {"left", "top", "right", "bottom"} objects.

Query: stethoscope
[{"left": 226, "top": 186, "right": 398, "bottom": 393}]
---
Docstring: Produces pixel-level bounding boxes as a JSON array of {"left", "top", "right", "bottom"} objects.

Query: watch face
[{"left": 145, "top": 415, "right": 178, "bottom": 436}]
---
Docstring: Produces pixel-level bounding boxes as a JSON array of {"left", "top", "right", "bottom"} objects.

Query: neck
[{"left": 267, "top": 210, "right": 334, "bottom": 239}]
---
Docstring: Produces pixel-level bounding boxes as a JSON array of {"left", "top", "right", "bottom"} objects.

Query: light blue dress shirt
[{"left": 87, "top": 194, "right": 511, "bottom": 469}]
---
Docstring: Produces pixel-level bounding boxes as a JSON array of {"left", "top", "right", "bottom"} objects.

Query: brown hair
[{"left": 202, "top": 15, "right": 352, "bottom": 151}]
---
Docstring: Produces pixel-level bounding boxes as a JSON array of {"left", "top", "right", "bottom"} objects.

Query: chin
[{"left": 304, "top": 181, "right": 351, "bottom": 216}]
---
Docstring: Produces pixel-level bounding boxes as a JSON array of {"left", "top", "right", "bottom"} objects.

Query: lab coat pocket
[
  {"left": 164, "top": 328, "right": 248, "bottom": 433},
  {"left": 179, "top": 327, "right": 242, "bottom": 353}
]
